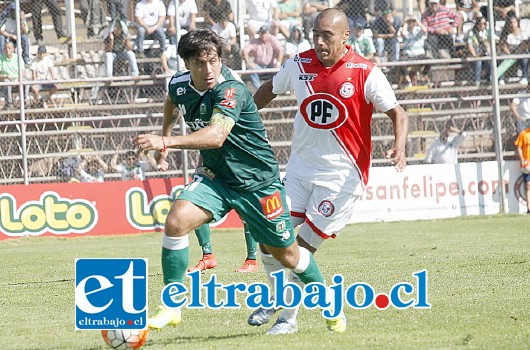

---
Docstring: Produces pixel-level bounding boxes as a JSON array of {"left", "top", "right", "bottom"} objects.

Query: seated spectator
[
  {"left": 0, "top": 4, "right": 30, "bottom": 65},
  {"left": 466, "top": 17, "right": 490, "bottom": 86},
  {"left": 203, "top": 0, "right": 233, "bottom": 28},
  {"left": 347, "top": 23, "right": 378, "bottom": 63},
  {"left": 111, "top": 145, "right": 156, "bottom": 181},
  {"left": 161, "top": 44, "right": 182, "bottom": 76},
  {"left": 135, "top": 0, "right": 166, "bottom": 58},
  {"left": 167, "top": 0, "right": 197, "bottom": 45},
  {"left": 107, "top": 0, "right": 129, "bottom": 22},
  {"left": 425, "top": 125, "right": 468, "bottom": 164},
  {"left": 246, "top": 0, "right": 279, "bottom": 38},
  {"left": 400, "top": 16, "right": 429, "bottom": 86},
  {"left": 368, "top": 0, "right": 395, "bottom": 18},
  {"left": 76, "top": 154, "right": 108, "bottom": 183},
  {"left": 242, "top": 25, "right": 283, "bottom": 90},
  {"left": 510, "top": 87, "right": 530, "bottom": 135},
  {"left": 456, "top": 0, "right": 481, "bottom": 42},
  {"left": 493, "top": 0, "right": 515, "bottom": 20},
  {"left": 0, "top": 41, "right": 19, "bottom": 110},
  {"left": 30, "top": 46, "right": 58, "bottom": 108},
  {"left": 371, "top": 9, "right": 401, "bottom": 63},
  {"left": 284, "top": 25, "right": 311, "bottom": 60},
  {"left": 335, "top": 0, "right": 368, "bottom": 31},
  {"left": 103, "top": 20, "right": 139, "bottom": 77},
  {"left": 421, "top": 0, "right": 459, "bottom": 60},
  {"left": 498, "top": 13, "right": 528, "bottom": 85},
  {"left": 277, "top": 0, "right": 303, "bottom": 39},
  {"left": 211, "top": 14, "right": 240, "bottom": 69},
  {"left": 302, "top": 0, "right": 330, "bottom": 41}
]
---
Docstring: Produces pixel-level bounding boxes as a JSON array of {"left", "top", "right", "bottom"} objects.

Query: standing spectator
[
  {"left": 498, "top": 13, "right": 528, "bottom": 85},
  {"left": 400, "top": 16, "right": 428, "bottom": 86},
  {"left": 242, "top": 25, "right": 283, "bottom": 90},
  {"left": 514, "top": 126, "right": 530, "bottom": 214},
  {"left": 103, "top": 19, "right": 139, "bottom": 77},
  {"left": 284, "top": 25, "right": 311, "bottom": 61},
  {"left": 203, "top": 0, "right": 233, "bottom": 28},
  {"left": 347, "top": 22, "right": 378, "bottom": 63},
  {"left": 76, "top": 154, "right": 108, "bottom": 183},
  {"left": 425, "top": 125, "right": 467, "bottom": 164},
  {"left": 0, "top": 41, "right": 19, "bottom": 110},
  {"left": 371, "top": 9, "right": 401, "bottom": 63},
  {"left": 107, "top": 0, "right": 129, "bottom": 22},
  {"left": 466, "top": 17, "right": 490, "bottom": 86},
  {"left": 30, "top": 0, "right": 70, "bottom": 44},
  {"left": 79, "top": 0, "right": 106, "bottom": 38},
  {"left": 30, "top": 46, "right": 58, "bottom": 108},
  {"left": 211, "top": 13, "right": 240, "bottom": 69},
  {"left": 302, "top": 0, "right": 330, "bottom": 41},
  {"left": 335, "top": 0, "right": 368, "bottom": 31},
  {"left": 0, "top": 4, "right": 30, "bottom": 65},
  {"left": 135, "top": 0, "right": 166, "bottom": 58},
  {"left": 510, "top": 89, "right": 530, "bottom": 135},
  {"left": 167, "top": 0, "right": 197, "bottom": 45},
  {"left": 277, "top": 0, "right": 303, "bottom": 39},
  {"left": 421, "top": 0, "right": 459, "bottom": 60},
  {"left": 246, "top": 0, "right": 279, "bottom": 38},
  {"left": 110, "top": 146, "right": 156, "bottom": 181}
]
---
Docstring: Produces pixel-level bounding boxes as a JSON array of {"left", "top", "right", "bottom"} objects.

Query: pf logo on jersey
[{"left": 300, "top": 93, "right": 349, "bottom": 130}]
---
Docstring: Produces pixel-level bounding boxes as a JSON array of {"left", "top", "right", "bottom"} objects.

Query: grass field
[{"left": 1, "top": 215, "right": 529, "bottom": 350}]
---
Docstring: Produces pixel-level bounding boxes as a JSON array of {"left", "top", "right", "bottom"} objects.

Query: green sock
[
  {"left": 244, "top": 225, "right": 257, "bottom": 260},
  {"left": 162, "top": 246, "right": 189, "bottom": 284},
  {"left": 195, "top": 224, "right": 213, "bottom": 255},
  {"left": 293, "top": 252, "right": 324, "bottom": 284}
]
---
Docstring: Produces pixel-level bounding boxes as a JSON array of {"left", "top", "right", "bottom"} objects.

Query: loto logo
[
  {"left": 0, "top": 192, "right": 97, "bottom": 237},
  {"left": 75, "top": 258, "right": 148, "bottom": 330},
  {"left": 260, "top": 191, "right": 284, "bottom": 220},
  {"left": 126, "top": 186, "right": 182, "bottom": 229}
]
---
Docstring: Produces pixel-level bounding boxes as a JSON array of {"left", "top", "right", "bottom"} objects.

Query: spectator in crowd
[
  {"left": 368, "top": 0, "right": 395, "bottom": 17},
  {"left": 0, "top": 4, "right": 30, "bottom": 65},
  {"left": 203, "top": 0, "right": 233, "bottom": 28},
  {"left": 30, "top": 0, "right": 70, "bottom": 44},
  {"left": 335, "top": 0, "right": 368, "bottom": 31},
  {"left": 456, "top": 0, "right": 481, "bottom": 41},
  {"left": 284, "top": 25, "right": 311, "bottom": 60},
  {"left": 493, "top": 0, "right": 515, "bottom": 20},
  {"left": 79, "top": 0, "right": 106, "bottom": 38},
  {"left": 421, "top": 0, "right": 459, "bottom": 60},
  {"left": 0, "top": 41, "right": 19, "bottom": 110},
  {"left": 277, "top": 0, "right": 303, "bottom": 39},
  {"left": 30, "top": 46, "right": 58, "bottom": 108},
  {"left": 211, "top": 13, "right": 240, "bottom": 69},
  {"left": 425, "top": 125, "right": 468, "bottom": 164},
  {"left": 348, "top": 22, "right": 378, "bottom": 63},
  {"left": 28, "top": 157, "right": 60, "bottom": 177},
  {"left": 135, "top": 0, "right": 166, "bottom": 58},
  {"left": 302, "top": 0, "right": 330, "bottom": 41},
  {"left": 510, "top": 88, "right": 530, "bottom": 135},
  {"left": 498, "top": 13, "right": 528, "bottom": 85},
  {"left": 371, "top": 9, "right": 401, "bottom": 63},
  {"left": 76, "top": 154, "right": 108, "bottom": 183},
  {"left": 111, "top": 145, "right": 156, "bottom": 181},
  {"left": 103, "top": 19, "right": 139, "bottom": 77},
  {"left": 167, "top": 0, "right": 197, "bottom": 45},
  {"left": 400, "top": 16, "right": 428, "bottom": 87},
  {"left": 514, "top": 125, "right": 530, "bottom": 214},
  {"left": 246, "top": 0, "right": 279, "bottom": 38},
  {"left": 242, "top": 25, "right": 283, "bottom": 90},
  {"left": 107, "top": 0, "right": 129, "bottom": 22},
  {"left": 466, "top": 17, "right": 490, "bottom": 86},
  {"left": 161, "top": 44, "right": 181, "bottom": 75}
]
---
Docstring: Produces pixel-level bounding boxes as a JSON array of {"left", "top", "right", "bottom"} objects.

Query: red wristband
[{"left": 161, "top": 136, "right": 167, "bottom": 152}]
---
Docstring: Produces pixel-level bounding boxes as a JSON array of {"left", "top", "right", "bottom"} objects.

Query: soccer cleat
[
  {"left": 188, "top": 254, "right": 218, "bottom": 273},
  {"left": 148, "top": 305, "right": 181, "bottom": 330},
  {"left": 326, "top": 311, "right": 347, "bottom": 333},
  {"left": 248, "top": 306, "right": 278, "bottom": 326},
  {"left": 265, "top": 318, "right": 298, "bottom": 335},
  {"left": 235, "top": 258, "right": 258, "bottom": 272}
]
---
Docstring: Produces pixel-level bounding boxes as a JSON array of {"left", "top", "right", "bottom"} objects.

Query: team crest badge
[
  {"left": 318, "top": 200, "right": 335, "bottom": 217},
  {"left": 339, "top": 82, "right": 354, "bottom": 98}
]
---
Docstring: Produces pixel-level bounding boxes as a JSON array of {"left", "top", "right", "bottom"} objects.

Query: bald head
[
  {"left": 312, "top": 8, "right": 350, "bottom": 67},
  {"left": 315, "top": 8, "right": 349, "bottom": 33}
]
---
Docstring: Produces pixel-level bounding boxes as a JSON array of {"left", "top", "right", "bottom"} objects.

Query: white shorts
[{"left": 284, "top": 175, "right": 361, "bottom": 241}]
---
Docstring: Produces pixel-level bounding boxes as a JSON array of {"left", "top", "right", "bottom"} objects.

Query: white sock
[
  {"left": 260, "top": 250, "right": 284, "bottom": 303},
  {"left": 162, "top": 234, "right": 189, "bottom": 250},
  {"left": 277, "top": 271, "right": 304, "bottom": 324}
]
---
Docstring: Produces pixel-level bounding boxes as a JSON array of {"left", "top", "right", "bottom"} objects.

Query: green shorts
[{"left": 177, "top": 167, "right": 295, "bottom": 248}]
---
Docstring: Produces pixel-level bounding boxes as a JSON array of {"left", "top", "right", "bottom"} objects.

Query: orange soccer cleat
[
  {"left": 188, "top": 254, "right": 218, "bottom": 273},
  {"left": 235, "top": 258, "right": 259, "bottom": 273}
]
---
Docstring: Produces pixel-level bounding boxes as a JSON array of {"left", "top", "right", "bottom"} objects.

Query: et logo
[{"left": 75, "top": 259, "right": 148, "bottom": 330}]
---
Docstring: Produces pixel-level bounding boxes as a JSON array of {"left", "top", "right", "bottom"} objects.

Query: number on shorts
[{"left": 186, "top": 175, "right": 203, "bottom": 192}]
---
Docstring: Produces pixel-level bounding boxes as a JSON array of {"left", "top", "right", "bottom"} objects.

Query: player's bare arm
[
  {"left": 384, "top": 105, "right": 409, "bottom": 171},
  {"left": 253, "top": 80, "right": 278, "bottom": 110}
]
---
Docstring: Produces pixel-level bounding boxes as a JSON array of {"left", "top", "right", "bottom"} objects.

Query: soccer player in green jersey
[{"left": 135, "top": 29, "right": 326, "bottom": 332}]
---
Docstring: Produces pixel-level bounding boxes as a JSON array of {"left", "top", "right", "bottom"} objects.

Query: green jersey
[{"left": 167, "top": 65, "right": 279, "bottom": 191}]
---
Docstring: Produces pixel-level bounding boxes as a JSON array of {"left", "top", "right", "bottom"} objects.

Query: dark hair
[
  {"left": 125, "top": 150, "right": 136, "bottom": 158},
  {"left": 177, "top": 30, "right": 224, "bottom": 61}
]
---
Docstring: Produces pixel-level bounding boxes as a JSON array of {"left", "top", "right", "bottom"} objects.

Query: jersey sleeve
[
  {"left": 271, "top": 58, "right": 296, "bottom": 95},
  {"left": 364, "top": 66, "right": 398, "bottom": 113},
  {"left": 212, "top": 81, "right": 248, "bottom": 123}
]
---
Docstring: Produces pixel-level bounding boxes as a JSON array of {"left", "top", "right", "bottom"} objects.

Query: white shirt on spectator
[
  {"left": 512, "top": 91, "right": 530, "bottom": 120},
  {"left": 167, "top": 0, "right": 198, "bottom": 28},
  {"left": 211, "top": 21, "right": 236, "bottom": 42},
  {"left": 247, "top": 0, "right": 278, "bottom": 22},
  {"left": 30, "top": 55, "right": 54, "bottom": 80},
  {"left": 135, "top": 0, "right": 166, "bottom": 27},
  {"left": 78, "top": 169, "right": 105, "bottom": 183},
  {"left": 425, "top": 132, "right": 468, "bottom": 165}
]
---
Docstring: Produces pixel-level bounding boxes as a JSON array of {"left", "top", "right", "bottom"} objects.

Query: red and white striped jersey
[{"left": 272, "top": 46, "right": 398, "bottom": 189}]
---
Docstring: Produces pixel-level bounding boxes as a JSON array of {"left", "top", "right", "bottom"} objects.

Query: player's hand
[
  {"left": 385, "top": 148, "right": 407, "bottom": 172},
  {"left": 154, "top": 150, "right": 169, "bottom": 171},
  {"left": 135, "top": 134, "right": 164, "bottom": 151}
]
